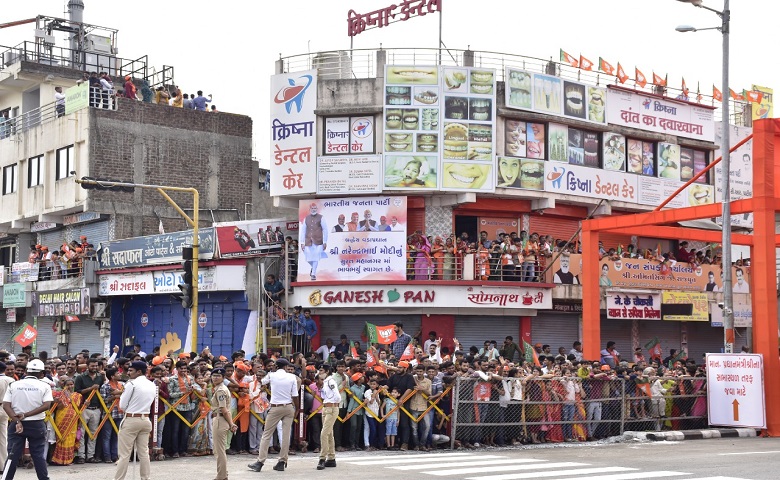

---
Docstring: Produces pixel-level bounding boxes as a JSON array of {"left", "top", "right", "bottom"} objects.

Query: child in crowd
[{"left": 382, "top": 388, "right": 400, "bottom": 449}]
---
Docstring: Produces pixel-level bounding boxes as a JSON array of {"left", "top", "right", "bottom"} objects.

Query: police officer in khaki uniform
[{"left": 211, "top": 369, "right": 237, "bottom": 480}]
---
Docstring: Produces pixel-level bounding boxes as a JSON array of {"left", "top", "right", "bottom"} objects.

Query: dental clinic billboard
[{"left": 297, "top": 196, "right": 407, "bottom": 282}]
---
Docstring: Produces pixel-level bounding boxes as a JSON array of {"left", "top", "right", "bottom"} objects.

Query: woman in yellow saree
[{"left": 51, "top": 377, "right": 83, "bottom": 466}]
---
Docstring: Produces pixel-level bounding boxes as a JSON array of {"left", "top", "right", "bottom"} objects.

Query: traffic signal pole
[{"left": 76, "top": 178, "right": 201, "bottom": 351}]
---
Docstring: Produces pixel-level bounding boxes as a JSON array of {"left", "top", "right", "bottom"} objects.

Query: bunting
[
  {"left": 579, "top": 54, "right": 594, "bottom": 71},
  {"left": 560, "top": 49, "right": 579, "bottom": 68},
  {"left": 713, "top": 85, "right": 723, "bottom": 102},
  {"left": 598, "top": 57, "right": 615, "bottom": 76},
  {"left": 635, "top": 68, "right": 647, "bottom": 88},
  {"left": 616, "top": 62, "right": 629, "bottom": 84}
]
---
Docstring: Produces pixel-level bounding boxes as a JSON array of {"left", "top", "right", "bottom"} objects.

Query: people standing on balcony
[
  {"left": 300, "top": 203, "right": 327, "bottom": 281},
  {"left": 430, "top": 236, "right": 445, "bottom": 279},
  {"left": 182, "top": 94, "right": 192, "bottom": 109},
  {"left": 154, "top": 86, "right": 171, "bottom": 106},
  {"left": 99, "top": 72, "right": 114, "bottom": 109},
  {"left": 476, "top": 242, "right": 491, "bottom": 281},
  {"left": 523, "top": 234, "right": 539, "bottom": 282},
  {"left": 412, "top": 233, "right": 432, "bottom": 280},
  {"left": 54, "top": 86, "right": 66, "bottom": 117},
  {"left": 171, "top": 87, "right": 183, "bottom": 108},
  {"left": 89, "top": 72, "right": 101, "bottom": 107},
  {"left": 123, "top": 76, "right": 137, "bottom": 100},
  {"left": 192, "top": 91, "right": 212, "bottom": 111},
  {"left": 443, "top": 236, "right": 456, "bottom": 280}
]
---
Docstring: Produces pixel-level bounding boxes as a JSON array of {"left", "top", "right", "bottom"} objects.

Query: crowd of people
[
  {"left": 21, "top": 236, "right": 96, "bottom": 282},
  {"left": 0, "top": 320, "right": 713, "bottom": 480}
]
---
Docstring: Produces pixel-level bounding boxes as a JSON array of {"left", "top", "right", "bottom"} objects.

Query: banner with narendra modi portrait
[{"left": 297, "top": 196, "right": 407, "bottom": 282}]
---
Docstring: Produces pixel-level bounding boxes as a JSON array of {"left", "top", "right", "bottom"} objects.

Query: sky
[{"left": 2, "top": 0, "right": 776, "bottom": 169}]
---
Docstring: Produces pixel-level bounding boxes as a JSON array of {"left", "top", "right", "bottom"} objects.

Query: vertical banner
[
  {"left": 440, "top": 66, "right": 496, "bottom": 192},
  {"left": 384, "top": 66, "right": 440, "bottom": 191},
  {"left": 270, "top": 69, "right": 317, "bottom": 196},
  {"left": 297, "top": 196, "right": 407, "bottom": 282},
  {"left": 715, "top": 124, "right": 753, "bottom": 228}
]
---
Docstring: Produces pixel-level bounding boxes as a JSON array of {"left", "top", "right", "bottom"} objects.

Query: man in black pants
[
  {"left": 3, "top": 359, "right": 53, "bottom": 480},
  {"left": 388, "top": 361, "right": 416, "bottom": 450}
]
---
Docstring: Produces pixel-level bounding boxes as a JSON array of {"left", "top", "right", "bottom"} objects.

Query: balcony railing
[{"left": 0, "top": 41, "right": 147, "bottom": 79}]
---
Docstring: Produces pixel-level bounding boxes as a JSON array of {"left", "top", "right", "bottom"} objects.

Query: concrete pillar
[
  {"left": 749, "top": 118, "right": 780, "bottom": 436},
  {"left": 581, "top": 228, "right": 601, "bottom": 360},
  {"left": 463, "top": 50, "right": 474, "bottom": 67},
  {"left": 275, "top": 58, "right": 284, "bottom": 75},
  {"left": 376, "top": 49, "right": 387, "bottom": 79}
]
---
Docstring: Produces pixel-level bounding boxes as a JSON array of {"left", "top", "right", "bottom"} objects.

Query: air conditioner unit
[
  {"left": 99, "top": 320, "right": 110, "bottom": 338},
  {"left": 92, "top": 302, "right": 107, "bottom": 318},
  {"left": 56, "top": 333, "right": 69, "bottom": 344}
]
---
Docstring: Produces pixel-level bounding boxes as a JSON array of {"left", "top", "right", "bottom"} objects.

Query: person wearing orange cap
[
  {"left": 228, "top": 362, "right": 252, "bottom": 454},
  {"left": 347, "top": 373, "right": 365, "bottom": 450},
  {"left": 300, "top": 203, "right": 328, "bottom": 281},
  {"left": 123, "top": 76, "right": 137, "bottom": 100}
]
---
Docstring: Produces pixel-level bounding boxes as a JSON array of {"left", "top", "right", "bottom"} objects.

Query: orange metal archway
[{"left": 582, "top": 118, "right": 780, "bottom": 436}]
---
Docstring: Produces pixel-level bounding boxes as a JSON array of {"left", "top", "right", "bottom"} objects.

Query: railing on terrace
[
  {"left": 2, "top": 258, "right": 96, "bottom": 283},
  {"left": 280, "top": 47, "right": 749, "bottom": 125}
]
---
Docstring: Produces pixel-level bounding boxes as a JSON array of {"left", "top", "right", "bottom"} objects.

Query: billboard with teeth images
[{"left": 505, "top": 68, "right": 607, "bottom": 125}]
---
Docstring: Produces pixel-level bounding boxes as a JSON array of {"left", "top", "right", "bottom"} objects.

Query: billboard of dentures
[
  {"left": 439, "top": 67, "right": 496, "bottom": 192},
  {"left": 505, "top": 68, "right": 607, "bottom": 125},
  {"left": 384, "top": 66, "right": 441, "bottom": 190}
]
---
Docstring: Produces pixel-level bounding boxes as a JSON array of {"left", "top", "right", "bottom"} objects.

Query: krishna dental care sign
[{"left": 295, "top": 284, "right": 552, "bottom": 310}]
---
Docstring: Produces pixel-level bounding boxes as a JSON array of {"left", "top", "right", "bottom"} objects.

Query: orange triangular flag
[
  {"left": 598, "top": 57, "right": 615, "bottom": 76},
  {"left": 745, "top": 90, "right": 764, "bottom": 103},
  {"left": 635, "top": 68, "right": 647, "bottom": 88},
  {"left": 616, "top": 63, "right": 629, "bottom": 84},
  {"left": 400, "top": 342, "right": 415, "bottom": 361},
  {"left": 560, "top": 49, "right": 579, "bottom": 68},
  {"left": 729, "top": 88, "right": 745, "bottom": 101},
  {"left": 579, "top": 54, "right": 594, "bottom": 71},
  {"left": 713, "top": 85, "right": 723, "bottom": 102},
  {"left": 682, "top": 77, "right": 689, "bottom": 96},
  {"left": 652, "top": 72, "right": 667, "bottom": 86}
]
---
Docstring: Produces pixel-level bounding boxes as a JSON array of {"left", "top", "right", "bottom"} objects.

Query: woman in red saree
[
  {"left": 51, "top": 377, "right": 82, "bottom": 466},
  {"left": 540, "top": 376, "right": 565, "bottom": 443}
]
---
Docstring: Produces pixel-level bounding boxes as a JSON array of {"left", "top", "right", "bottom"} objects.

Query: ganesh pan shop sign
[{"left": 32, "top": 288, "right": 91, "bottom": 317}]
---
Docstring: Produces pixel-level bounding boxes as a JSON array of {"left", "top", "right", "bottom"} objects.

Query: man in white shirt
[
  {"left": 54, "top": 86, "right": 66, "bottom": 117},
  {"left": 0, "top": 362, "right": 15, "bottom": 472},
  {"left": 569, "top": 341, "right": 584, "bottom": 362},
  {"left": 317, "top": 364, "right": 341, "bottom": 470},
  {"left": 316, "top": 338, "right": 335, "bottom": 362},
  {"left": 3, "top": 359, "right": 52, "bottom": 480},
  {"left": 248, "top": 358, "right": 299, "bottom": 472},
  {"left": 113, "top": 361, "right": 157, "bottom": 480}
]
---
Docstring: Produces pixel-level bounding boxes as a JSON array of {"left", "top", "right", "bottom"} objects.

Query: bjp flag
[
  {"left": 616, "top": 63, "right": 629, "bottom": 84},
  {"left": 598, "top": 57, "right": 615, "bottom": 76},
  {"left": 635, "top": 68, "right": 647, "bottom": 88},
  {"left": 713, "top": 85, "right": 723, "bottom": 102},
  {"left": 15, "top": 323, "right": 37, "bottom": 348},
  {"left": 579, "top": 54, "right": 594, "bottom": 71},
  {"left": 560, "top": 49, "right": 579, "bottom": 68}
]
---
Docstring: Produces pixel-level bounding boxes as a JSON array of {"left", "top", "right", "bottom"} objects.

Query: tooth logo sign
[
  {"left": 547, "top": 167, "right": 565, "bottom": 189},
  {"left": 273, "top": 74, "right": 313, "bottom": 114}
]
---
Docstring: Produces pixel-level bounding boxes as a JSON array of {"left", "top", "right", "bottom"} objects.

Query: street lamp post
[{"left": 677, "top": 0, "right": 733, "bottom": 353}]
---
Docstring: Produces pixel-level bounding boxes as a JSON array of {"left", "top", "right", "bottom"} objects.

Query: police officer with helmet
[{"left": 2, "top": 358, "right": 53, "bottom": 480}]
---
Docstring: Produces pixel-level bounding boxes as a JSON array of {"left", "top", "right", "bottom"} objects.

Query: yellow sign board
[
  {"left": 751, "top": 84, "right": 773, "bottom": 121},
  {"left": 662, "top": 291, "right": 708, "bottom": 321},
  {"left": 65, "top": 82, "right": 89, "bottom": 115}
]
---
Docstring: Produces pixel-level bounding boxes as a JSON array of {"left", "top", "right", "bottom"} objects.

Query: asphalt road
[{"left": 10, "top": 436, "right": 780, "bottom": 479}]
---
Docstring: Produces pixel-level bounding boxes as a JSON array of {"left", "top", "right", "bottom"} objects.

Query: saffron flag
[
  {"left": 522, "top": 340, "right": 541, "bottom": 366},
  {"left": 713, "top": 85, "right": 723, "bottom": 102},
  {"left": 652, "top": 71, "right": 667, "bottom": 86},
  {"left": 365, "top": 349, "right": 377, "bottom": 367},
  {"left": 364, "top": 322, "right": 398, "bottom": 345},
  {"left": 616, "top": 62, "right": 629, "bottom": 84},
  {"left": 65, "top": 315, "right": 79, "bottom": 322},
  {"left": 635, "top": 68, "right": 647, "bottom": 88},
  {"left": 696, "top": 82, "right": 703, "bottom": 102},
  {"left": 644, "top": 336, "right": 662, "bottom": 361},
  {"left": 579, "top": 54, "right": 594, "bottom": 71},
  {"left": 598, "top": 57, "right": 615, "bottom": 76},
  {"left": 560, "top": 49, "right": 579, "bottom": 68},
  {"left": 399, "top": 342, "right": 415, "bottom": 361},
  {"left": 729, "top": 88, "right": 744, "bottom": 101},
  {"left": 15, "top": 323, "right": 37, "bottom": 347},
  {"left": 745, "top": 90, "right": 764, "bottom": 103},
  {"left": 349, "top": 341, "right": 358, "bottom": 358},
  {"left": 682, "top": 77, "right": 689, "bottom": 96}
]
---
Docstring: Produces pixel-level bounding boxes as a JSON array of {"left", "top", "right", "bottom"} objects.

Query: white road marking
[
  {"left": 390, "top": 458, "right": 544, "bottom": 470},
  {"left": 550, "top": 471, "right": 690, "bottom": 480},
  {"left": 348, "top": 455, "right": 503, "bottom": 466},
  {"left": 426, "top": 461, "right": 588, "bottom": 476},
  {"left": 717, "top": 451, "right": 780, "bottom": 456},
  {"left": 466, "top": 466, "right": 635, "bottom": 480},
  {"left": 685, "top": 477, "right": 755, "bottom": 480},
  {"left": 341, "top": 452, "right": 478, "bottom": 461}
]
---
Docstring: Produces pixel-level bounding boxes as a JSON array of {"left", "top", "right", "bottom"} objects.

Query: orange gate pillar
[
  {"left": 750, "top": 118, "right": 780, "bottom": 436},
  {"left": 581, "top": 228, "right": 601, "bottom": 361}
]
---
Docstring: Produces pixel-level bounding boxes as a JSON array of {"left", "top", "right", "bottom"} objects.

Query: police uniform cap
[{"left": 212, "top": 368, "right": 226, "bottom": 376}]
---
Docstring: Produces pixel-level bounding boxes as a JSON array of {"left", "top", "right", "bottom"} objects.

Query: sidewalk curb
[{"left": 624, "top": 428, "right": 760, "bottom": 442}]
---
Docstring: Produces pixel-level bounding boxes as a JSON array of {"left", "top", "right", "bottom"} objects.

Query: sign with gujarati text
[
  {"left": 347, "top": 0, "right": 442, "bottom": 37},
  {"left": 711, "top": 298, "right": 752, "bottom": 328},
  {"left": 96, "top": 228, "right": 215, "bottom": 269},
  {"left": 32, "top": 288, "right": 90, "bottom": 317},
  {"left": 706, "top": 353, "right": 765, "bottom": 428},
  {"left": 296, "top": 284, "right": 551, "bottom": 310},
  {"left": 714, "top": 124, "right": 753, "bottom": 228},
  {"left": 3, "top": 283, "right": 27, "bottom": 308},
  {"left": 64, "top": 82, "right": 89, "bottom": 115},
  {"left": 317, "top": 155, "right": 383, "bottom": 194},
  {"left": 215, "top": 219, "right": 295, "bottom": 259},
  {"left": 11, "top": 262, "right": 39, "bottom": 282},
  {"left": 606, "top": 293, "right": 661, "bottom": 320},
  {"left": 97, "top": 265, "right": 245, "bottom": 296},
  {"left": 661, "top": 291, "right": 708, "bottom": 321},
  {"left": 270, "top": 69, "right": 317, "bottom": 196},
  {"left": 606, "top": 87, "right": 714, "bottom": 142},
  {"left": 297, "top": 196, "right": 407, "bottom": 282}
]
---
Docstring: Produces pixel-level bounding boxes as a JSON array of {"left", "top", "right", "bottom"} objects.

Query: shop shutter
[
  {"left": 39, "top": 229, "right": 65, "bottom": 250},
  {"left": 68, "top": 317, "right": 106, "bottom": 355},
  {"left": 196, "top": 302, "right": 235, "bottom": 355},
  {"left": 71, "top": 220, "right": 110, "bottom": 246},
  {"left": 531, "top": 313, "right": 579, "bottom": 354},
  {"left": 456, "top": 316, "right": 522, "bottom": 355},
  {"left": 35, "top": 317, "right": 58, "bottom": 358},
  {"left": 0, "top": 320, "right": 19, "bottom": 354},
  {"left": 600, "top": 316, "right": 633, "bottom": 362},
  {"left": 639, "top": 320, "right": 681, "bottom": 360},
  {"left": 528, "top": 215, "right": 579, "bottom": 246},
  {"left": 319, "top": 315, "right": 418, "bottom": 350},
  {"left": 686, "top": 321, "right": 726, "bottom": 361},
  {"left": 408, "top": 208, "right": 425, "bottom": 235}
]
